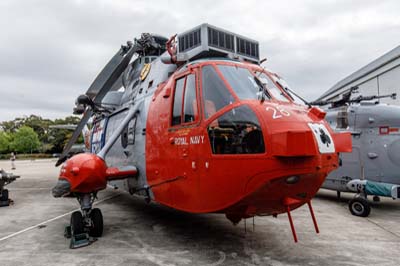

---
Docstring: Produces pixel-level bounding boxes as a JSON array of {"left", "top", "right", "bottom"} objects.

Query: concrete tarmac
[{"left": 0, "top": 159, "right": 399, "bottom": 266}]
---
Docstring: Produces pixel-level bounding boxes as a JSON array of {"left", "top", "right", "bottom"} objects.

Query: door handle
[{"left": 182, "top": 148, "right": 188, "bottom": 157}]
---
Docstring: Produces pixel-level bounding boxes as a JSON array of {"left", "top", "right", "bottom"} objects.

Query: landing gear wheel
[
  {"left": 1, "top": 189, "right": 9, "bottom": 201},
  {"left": 71, "top": 211, "right": 84, "bottom": 235},
  {"left": 89, "top": 208, "right": 103, "bottom": 237},
  {"left": 349, "top": 197, "right": 371, "bottom": 217}
]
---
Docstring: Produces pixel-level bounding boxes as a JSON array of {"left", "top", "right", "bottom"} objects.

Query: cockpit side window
[
  {"left": 172, "top": 73, "right": 199, "bottom": 126},
  {"left": 183, "top": 74, "right": 197, "bottom": 123},
  {"left": 207, "top": 105, "right": 265, "bottom": 154},
  {"left": 202, "top": 65, "right": 234, "bottom": 119},
  {"left": 172, "top": 78, "right": 185, "bottom": 126}
]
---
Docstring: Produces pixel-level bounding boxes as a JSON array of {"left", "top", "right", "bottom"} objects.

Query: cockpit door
[
  {"left": 167, "top": 69, "right": 202, "bottom": 210},
  {"left": 197, "top": 64, "right": 266, "bottom": 212}
]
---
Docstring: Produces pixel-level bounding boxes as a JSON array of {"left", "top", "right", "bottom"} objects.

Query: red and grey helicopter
[{"left": 52, "top": 24, "right": 351, "bottom": 246}]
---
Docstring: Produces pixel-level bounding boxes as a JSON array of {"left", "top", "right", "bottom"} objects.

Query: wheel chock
[
  {"left": 65, "top": 225, "right": 97, "bottom": 249},
  {"left": 64, "top": 225, "right": 72, "bottom": 239},
  {"left": 69, "top": 232, "right": 96, "bottom": 249},
  {"left": 0, "top": 199, "right": 11, "bottom": 207}
]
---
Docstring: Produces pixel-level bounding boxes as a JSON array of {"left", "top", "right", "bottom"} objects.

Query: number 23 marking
[{"left": 266, "top": 106, "right": 290, "bottom": 119}]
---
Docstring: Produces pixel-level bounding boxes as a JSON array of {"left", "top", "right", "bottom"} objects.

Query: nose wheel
[
  {"left": 348, "top": 195, "right": 371, "bottom": 217},
  {"left": 70, "top": 211, "right": 84, "bottom": 235},
  {"left": 66, "top": 193, "right": 104, "bottom": 248},
  {"left": 89, "top": 208, "right": 103, "bottom": 237}
]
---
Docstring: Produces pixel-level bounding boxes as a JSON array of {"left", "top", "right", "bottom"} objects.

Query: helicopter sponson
[{"left": 52, "top": 24, "right": 352, "bottom": 244}]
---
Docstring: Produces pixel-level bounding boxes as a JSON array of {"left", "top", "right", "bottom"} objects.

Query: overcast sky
[{"left": 1, "top": 0, "right": 399, "bottom": 122}]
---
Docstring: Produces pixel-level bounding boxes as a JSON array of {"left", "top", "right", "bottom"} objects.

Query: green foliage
[
  {"left": 11, "top": 126, "right": 41, "bottom": 153},
  {"left": 0, "top": 131, "right": 12, "bottom": 153},
  {"left": 21, "top": 115, "right": 52, "bottom": 143},
  {"left": 0, "top": 120, "right": 18, "bottom": 133},
  {"left": 54, "top": 116, "right": 81, "bottom": 125},
  {"left": 47, "top": 128, "right": 70, "bottom": 153},
  {"left": 0, "top": 115, "right": 83, "bottom": 154}
]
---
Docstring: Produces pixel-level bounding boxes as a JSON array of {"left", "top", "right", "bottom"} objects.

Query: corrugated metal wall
[{"left": 323, "top": 57, "right": 400, "bottom": 105}]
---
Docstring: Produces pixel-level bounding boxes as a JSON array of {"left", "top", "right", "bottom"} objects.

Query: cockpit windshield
[
  {"left": 201, "top": 64, "right": 305, "bottom": 111},
  {"left": 202, "top": 65, "right": 235, "bottom": 119},
  {"left": 271, "top": 75, "right": 306, "bottom": 106},
  {"left": 217, "top": 65, "right": 270, "bottom": 101},
  {"left": 256, "top": 72, "right": 290, "bottom": 102}
]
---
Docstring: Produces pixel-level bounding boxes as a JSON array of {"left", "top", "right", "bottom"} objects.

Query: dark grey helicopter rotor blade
[
  {"left": 109, "top": 72, "right": 124, "bottom": 92},
  {"left": 86, "top": 44, "right": 135, "bottom": 103},
  {"left": 55, "top": 109, "right": 93, "bottom": 166},
  {"left": 55, "top": 43, "right": 136, "bottom": 167}
]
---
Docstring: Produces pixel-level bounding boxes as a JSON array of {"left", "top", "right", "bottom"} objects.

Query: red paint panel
[
  {"left": 380, "top": 126, "right": 389, "bottom": 135},
  {"left": 146, "top": 59, "right": 349, "bottom": 220},
  {"left": 271, "top": 130, "right": 317, "bottom": 156},
  {"left": 58, "top": 153, "right": 107, "bottom": 193},
  {"left": 308, "top": 106, "right": 326, "bottom": 120},
  {"left": 332, "top": 131, "right": 352, "bottom": 153}
]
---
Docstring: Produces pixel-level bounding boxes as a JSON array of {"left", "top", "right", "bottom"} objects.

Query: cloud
[{"left": 1, "top": 0, "right": 399, "bottom": 121}]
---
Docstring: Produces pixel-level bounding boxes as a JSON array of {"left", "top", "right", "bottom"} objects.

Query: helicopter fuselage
[
  {"left": 323, "top": 103, "right": 400, "bottom": 190},
  {"left": 52, "top": 25, "right": 352, "bottom": 245},
  {"left": 91, "top": 58, "right": 350, "bottom": 222}
]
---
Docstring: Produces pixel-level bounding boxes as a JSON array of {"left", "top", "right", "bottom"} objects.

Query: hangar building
[{"left": 316, "top": 45, "right": 400, "bottom": 105}]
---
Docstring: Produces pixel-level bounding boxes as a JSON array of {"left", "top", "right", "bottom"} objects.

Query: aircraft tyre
[
  {"left": 71, "top": 211, "right": 84, "bottom": 235},
  {"left": 89, "top": 208, "right": 103, "bottom": 237},
  {"left": 349, "top": 197, "right": 371, "bottom": 217},
  {"left": 0, "top": 189, "right": 9, "bottom": 201}
]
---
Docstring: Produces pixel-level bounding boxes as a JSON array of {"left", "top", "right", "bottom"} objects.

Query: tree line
[{"left": 0, "top": 115, "right": 82, "bottom": 155}]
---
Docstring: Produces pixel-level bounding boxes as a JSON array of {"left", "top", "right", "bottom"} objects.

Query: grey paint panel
[
  {"left": 323, "top": 104, "right": 400, "bottom": 192},
  {"left": 103, "top": 55, "right": 177, "bottom": 198}
]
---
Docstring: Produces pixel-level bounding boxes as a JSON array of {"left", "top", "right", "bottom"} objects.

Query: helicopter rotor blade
[
  {"left": 86, "top": 43, "right": 135, "bottom": 103},
  {"left": 56, "top": 43, "right": 136, "bottom": 167},
  {"left": 55, "top": 109, "right": 93, "bottom": 166},
  {"left": 109, "top": 72, "right": 124, "bottom": 92}
]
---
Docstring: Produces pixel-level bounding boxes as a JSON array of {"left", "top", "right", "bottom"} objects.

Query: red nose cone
[{"left": 58, "top": 153, "right": 107, "bottom": 193}]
